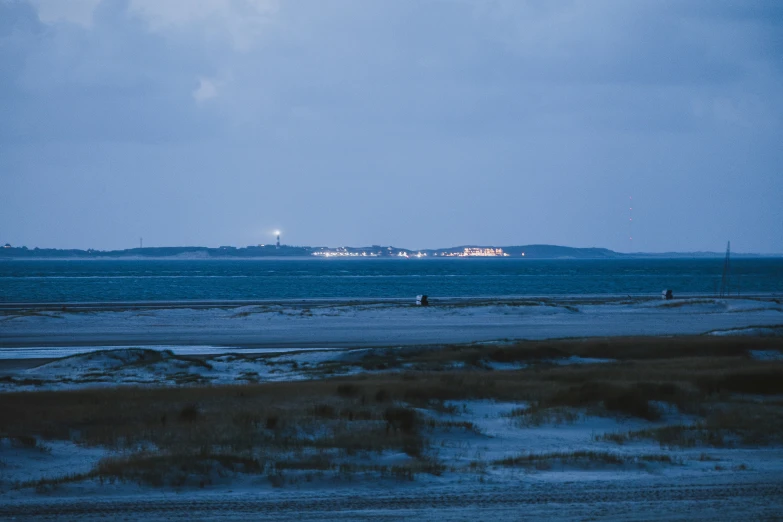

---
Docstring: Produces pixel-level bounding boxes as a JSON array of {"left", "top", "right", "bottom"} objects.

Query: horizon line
[{"left": 2, "top": 243, "right": 781, "bottom": 257}]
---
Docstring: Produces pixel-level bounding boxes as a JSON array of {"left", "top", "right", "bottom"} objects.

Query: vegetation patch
[
  {"left": 495, "top": 451, "right": 675, "bottom": 470},
  {"left": 546, "top": 382, "right": 665, "bottom": 420},
  {"left": 3, "top": 336, "right": 782, "bottom": 489},
  {"left": 596, "top": 404, "right": 783, "bottom": 447},
  {"left": 95, "top": 452, "right": 264, "bottom": 487},
  {"left": 502, "top": 405, "right": 582, "bottom": 426},
  {"left": 697, "top": 370, "right": 783, "bottom": 395}
]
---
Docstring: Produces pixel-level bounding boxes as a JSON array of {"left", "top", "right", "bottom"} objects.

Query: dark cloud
[{"left": 0, "top": 0, "right": 781, "bottom": 252}]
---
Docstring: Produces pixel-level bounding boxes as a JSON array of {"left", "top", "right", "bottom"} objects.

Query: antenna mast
[
  {"left": 719, "top": 241, "right": 731, "bottom": 297},
  {"left": 629, "top": 196, "right": 633, "bottom": 251}
]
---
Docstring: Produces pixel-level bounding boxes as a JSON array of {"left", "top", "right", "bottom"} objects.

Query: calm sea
[{"left": 1, "top": 258, "right": 781, "bottom": 303}]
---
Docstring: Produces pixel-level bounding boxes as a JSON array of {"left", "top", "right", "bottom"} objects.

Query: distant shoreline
[
  {"left": 2, "top": 254, "right": 780, "bottom": 261},
  {"left": 2, "top": 243, "right": 779, "bottom": 260}
]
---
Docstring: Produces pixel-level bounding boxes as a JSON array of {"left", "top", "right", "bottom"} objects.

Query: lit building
[
  {"left": 441, "top": 247, "right": 509, "bottom": 257},
  {"left": 312, "top": 248, "right": 380, "bottom": 257}
]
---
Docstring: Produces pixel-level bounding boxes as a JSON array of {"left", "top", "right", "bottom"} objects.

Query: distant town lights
[
  {"left": 441, "top": 247, "right": 509, "bottom": 257},
  {"left": 311, "top": 247, "right": 509, "bottom": 258}
]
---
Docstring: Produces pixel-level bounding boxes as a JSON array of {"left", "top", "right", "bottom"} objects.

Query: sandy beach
[
  {"left": 2, "top": 297, "right": 782, "bottom": 520},
  {"left": 2, "top": 297, "right": 782, "bottom": 356}
]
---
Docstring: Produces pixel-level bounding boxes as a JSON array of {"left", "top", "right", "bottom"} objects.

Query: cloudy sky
[{"left": 1, "top": 0, "right": 781, "bottom": 253}]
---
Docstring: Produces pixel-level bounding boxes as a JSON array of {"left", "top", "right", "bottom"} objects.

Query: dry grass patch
[
  {"left": 502, "top": 405, "right": 582, "bottom": 426},
  {"left": 495, "top": 451, "right": 676, "bottom": 470},
  {"left": 3, "top": 336, "right": 782, "bottom": 488},
  {"left": 358, "top": 336, "right": 783, "bottom": 371},
  {"left": 697, "top": 370, "right": 783, "bottom": 395},
  {"left": 596, "top": 403, "right": 783, "bottom": 448},
  {"left": 96, "top": 452, "right": 264, "bottom": 487}
]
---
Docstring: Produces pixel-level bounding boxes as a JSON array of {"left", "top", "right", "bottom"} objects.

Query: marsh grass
[
  {"left": 2, "top": 336, "right": 781, "bottom": 487},
  {"left": 502, "top": 405, "right": 582, "bottom": 426},
  {"left": 14, "top": 472, "right": 95, "bottom": 493},
  {"left": 595, "top": 403, "right": 783, "bottom": 447},
  {"left": 697, "top": 370, "right": 783, "bottom": 395},
  {"left": 3, "top": 434, "right": 51, "bottom": 454},
  {"left": 4, "top": 355, "right": 781, "bottom": 449},
  {"left": 357, "top": 336, "right": 783, "bottom": 371},
  {"left": 495, "top": 451, "right": 676, "bottom": 469},
  {"left": 95, "top": 452, "right": 264, "bottom": 487}
]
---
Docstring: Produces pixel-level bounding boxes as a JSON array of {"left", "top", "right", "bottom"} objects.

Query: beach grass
[{"left": 2, "top": 335, "right": 782, "bottom": 487}]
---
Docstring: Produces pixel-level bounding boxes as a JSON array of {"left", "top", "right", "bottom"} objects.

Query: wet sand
[{"left": 1, "top": 297, "right": 781, "bottom": 357}]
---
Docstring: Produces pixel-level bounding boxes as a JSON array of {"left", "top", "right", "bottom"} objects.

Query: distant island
[{"left": 0, "top": 243, "right": 773, "bottom": 259}]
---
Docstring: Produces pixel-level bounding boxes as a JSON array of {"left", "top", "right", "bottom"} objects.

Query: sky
[{"left": 1, "top": 0, "right": 782, "bottom": 253}]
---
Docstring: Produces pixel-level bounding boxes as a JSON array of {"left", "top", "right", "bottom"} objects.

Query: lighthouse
[{"left": 275, "top": 231, "right": 281, "bottom": 249}]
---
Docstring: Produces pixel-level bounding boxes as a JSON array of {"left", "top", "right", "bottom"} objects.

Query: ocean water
[{"left": 0, "top": 258, "right": 781, "bottom": 303}]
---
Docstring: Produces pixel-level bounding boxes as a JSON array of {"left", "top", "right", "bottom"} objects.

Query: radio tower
[
  {"left": 720, "top": 241, "right": 731, "bottom": 297},
  {"left": 628, "top": 196, "right": 633, "bottom": 251}
]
